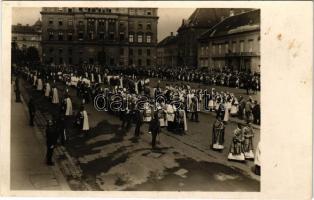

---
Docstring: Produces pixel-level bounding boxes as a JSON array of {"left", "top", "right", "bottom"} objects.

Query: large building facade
[
  {"left": 175, "top": 8, "right": 251, "bottom": 68},
  {"left": 41, "top": 7, "right": 158, "bottom": 67},
  {"left": 198, "top": 9, "right": 260, "bottom": 73},
  {"left": 156, "top": 32, "right": 178, "bottom": 67},
  {"left": 12, "top": 20, "right": 42, "bottom": 55}
]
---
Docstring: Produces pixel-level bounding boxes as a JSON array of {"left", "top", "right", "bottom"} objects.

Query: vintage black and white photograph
[{"left": 10, "top": 6, "right": 261, "bottom": 191}]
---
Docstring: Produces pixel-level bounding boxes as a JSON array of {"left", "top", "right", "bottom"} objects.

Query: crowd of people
[{"left": 13, "top": 64, "right": 260, "bottom": 174}]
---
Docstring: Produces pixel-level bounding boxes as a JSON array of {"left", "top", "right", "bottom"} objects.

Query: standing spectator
[
  {"left": 55, "top": 115, "right": 66, "bottom": 145},
  {"left": 134, "top": 109, "right": 143, "bottom": 137},
  {"left": 28, "top": 96, "right": 36, "bottom": 126},
  {"left": 46, "top": 120, "right": 58, "bottom": 166},
  {"left": 252, "top": 100, "right": 261, "bottom": 125}
]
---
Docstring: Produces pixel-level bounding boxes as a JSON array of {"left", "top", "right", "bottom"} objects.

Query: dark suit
[
  {"left": 149, "top": 118, "right": 160, "bottom": 148},
  {"left": 46, "top": 125, "right": 58, "bottom": 165}
]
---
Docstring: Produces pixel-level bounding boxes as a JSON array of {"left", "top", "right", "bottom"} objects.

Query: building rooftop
[
  {"left": 12, "top": 20, "right": 42, "bottom": 35},
  {"left": 198, "top": 9, "right": 260, "bottom": 41},
  {"left": 157, "top": 35, "right": 178, "bottom": 47},
  {"left": 177, "top": 8, "right": 252, "bottom": 32}
]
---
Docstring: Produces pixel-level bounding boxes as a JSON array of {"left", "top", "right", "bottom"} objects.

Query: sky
[{"left": 12, "top": 7, "right": 195, "bottom": 42}]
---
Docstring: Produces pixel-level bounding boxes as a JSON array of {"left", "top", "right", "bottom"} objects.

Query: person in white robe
[
  {"left": 45, "top": 82, "right": 51, "bottom": 98},
  {"left": 230, "top": 98, "right": 239, "bottom": 116},
  {"left": 64, "top": 96, "right": 73, "bottom": 116},
  {"left": 79, "top": 106, "right": 89, "bottom": 134},
  {"left": 37, "top": 78, "right": 43, "bottom": 91},
  {"left": 166, "top": 103, "right": 175, "bottom": 130},
  {"left": 51, "top": 86, "right": 59, "bottom": 104},
  {"left": 223, "top": 99, "right": 232, "bottom": 122}
]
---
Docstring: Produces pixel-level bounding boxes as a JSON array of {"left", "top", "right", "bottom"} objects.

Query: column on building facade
[
  {"left": 105, "top": 19, "right": 109, "bottom": 38},
  {"left": 115, "top": 19, "right": 119, "bottom": 41}
]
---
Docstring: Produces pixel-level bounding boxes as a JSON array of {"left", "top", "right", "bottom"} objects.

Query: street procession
[
  {"left": 10, "top": 7, "right": 261, "bottom": 191},
  {"left": 14, "top": 63, "right": 260, "bottom": 169}
]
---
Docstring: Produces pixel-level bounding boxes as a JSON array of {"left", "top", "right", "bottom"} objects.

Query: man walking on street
[
  {"left": 149, "top": 113, "right": 160, "bottom": 149},
  {"left": 46, "top": 120, "right": 58, "bottom": 166}
]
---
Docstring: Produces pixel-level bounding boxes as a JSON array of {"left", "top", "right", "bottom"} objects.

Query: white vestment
[
  {"left": 81, "top": 110, "right": 89, "bottom": 131},
  {"left": 37, "top": 78, "right": 43, "bottom": 91},
  {"left": 52, "top": 88, "right": 59, "bottom": 104},
  {"left": 65, "top": 97, "right": 73, "bottom": 116},
  {"left": 45, "top": 83, "right": 51, "bottom": 97}
]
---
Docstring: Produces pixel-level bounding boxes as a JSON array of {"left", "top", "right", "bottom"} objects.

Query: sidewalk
[{"left": 10, "top": 85, "right": 70, "bottom": 190}]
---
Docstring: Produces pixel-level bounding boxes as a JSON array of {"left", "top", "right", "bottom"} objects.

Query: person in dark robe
[
  {"left": 15, "top": 76, "right": 21, "bottom": 102},
  {"left": 134, "top": 109, "right": 143, "bottom": 137},
  {"left": 55, "top": 115, "right": 66, "bottom": 145},
  {"left": 212, "top": 116, "right": 225, "bottom": 150},
  {"left": 28, "top": 96, "right": 36, "bottom": 126},
  {"left": 46, "top": 120, "right": 58, "bottom": 166},
  {"left": 149, "top": 113, "right": 160, "bottom": 149},
  {"left": 252, "top": 100, "right": 261, "bottom": 125}
]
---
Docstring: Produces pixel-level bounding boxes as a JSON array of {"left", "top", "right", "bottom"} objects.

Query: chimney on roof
[
  {"left": 229, "top": 9, "right": 235, "bottom": 17},
  {"left": 170, "top": 32, "right": 173, "bottom": 36}
]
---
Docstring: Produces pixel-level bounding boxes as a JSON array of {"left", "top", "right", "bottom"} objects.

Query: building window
[
  {"left": 146, "top": 23, "right": 151, "bottom": 30},
  {"left": 240, "top": 41, "right": 244, "bottom": 52},
  {"left": 201, "top": 47, "right": 204, "bottom": 56},
  {"left": 68, "top": 48, "right": 72, "bottom": 55},
  {"left": 69, "top": 57, "right": 72, "bottom": 64},
  {"left": 206, "top": 47, "right": 209, "bottom": 56},
  {"left": 99, "top": 19, "right": 105, "bottom": 27},
  {"left": 138, "top": 23, "right": 143, "bottom": 29},
  {"left": 225, "top": 43, "right": 229, "bottom": 53},
  {"left": 49, "top": 47, "right": 54, "bottom": 53},
  {"left": 129, "top": 9, "right": 135, "bottom": 15},
  {"left": 59, "top": 57, "right": 63, "bottom": 64},
  {"left": 146, "top": 35, "right": 151, "bottom": 43},
  {"left": 67, "top": 33, "right": 73, "bottom": 41},
  {"left": 99, "top": 32, "right": 104, "bottom": 40},
  {"left": 59, "top": 48, "right": 63, "bottom": 54},
  {"left": 58, "top": 7, "right": 63, "bottom": 12},
  {"left": 48, "top": 32, "right": 54, "bottom": 40},
  {"left": 78, "top": 32, "right": 84, "bottom": 40},
  {"left": 119, "top": 32, "right": 125, "bottom": 41},
  {"left": 89, "top": 31, "right": 94, "bottom": 40},
  {"left": 218, "top": 44, "right": 222, "bottom": 54},
  {"left": 78, "top": 21, "right": 84, "bottom": 26},
  {"left": 129, "top": 48, "right": 133, "bottom": 56},
  {"left": 146, "top": 59, "right": 151, "bottom": 66},
  {"left": 79, "top": 8, "right": 83, "bottom": 12},
  {"left": 58, "top": 20, "right": 63, "bottom": 26},
  {"left": 110, "top": 58, "right": 114, "bottom": 65},
  {"left": 212, "top": 44, "right": 216, "bottom": 54},
  {"left": 49, "top": 19, "right": 53, "bottom": 25},
  {"left": 68, "top": 8, "right": 73, "bottom": 13},
  {"left": 147, "top": 49, "right": 151, "bottom": 56},
  {"left": 232, "top": 42, "right": 236, "bottom": 53},
  {"left": 129, "top": 34, "right": 134, "bottom": 43},
  {"left": 109, "top": 32, "right": 114, "bottom": 40},
  {"left": 138, "top": 49, "right": 142, "bottom": 56},
  {"left": 138, "top": 59, "right": 142, "bottom": 66},
  {"left": 129, "top": 59, "right": 133, "bottom": 65},
  {"left": 58, "top": 32, "right": 63, "bottom": 41},
  {"left": 147, "top": 11, "right": 152, "bottom": 15},
  {"left": 120, "top": 48, "right": 124, "bottom": 56},
  {"left": 68, "top": 20, "right": 73, "bottom": 26},
  {"left": 248, "top": 40, "right": 253, "bottom": 52},
  {"left": 137, "top": 34, "right": 143, "bottom": 43}
]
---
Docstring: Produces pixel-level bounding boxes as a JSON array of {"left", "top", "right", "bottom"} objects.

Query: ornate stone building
[
  {"left": 157, "top": 32, "right": 178, "bottom": 67},
  {"left": 41, "top": 7, "right": 158, "bottom": 67},
  {"left": 198, "top": 9, "right": 260, "bottom": 73}
]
